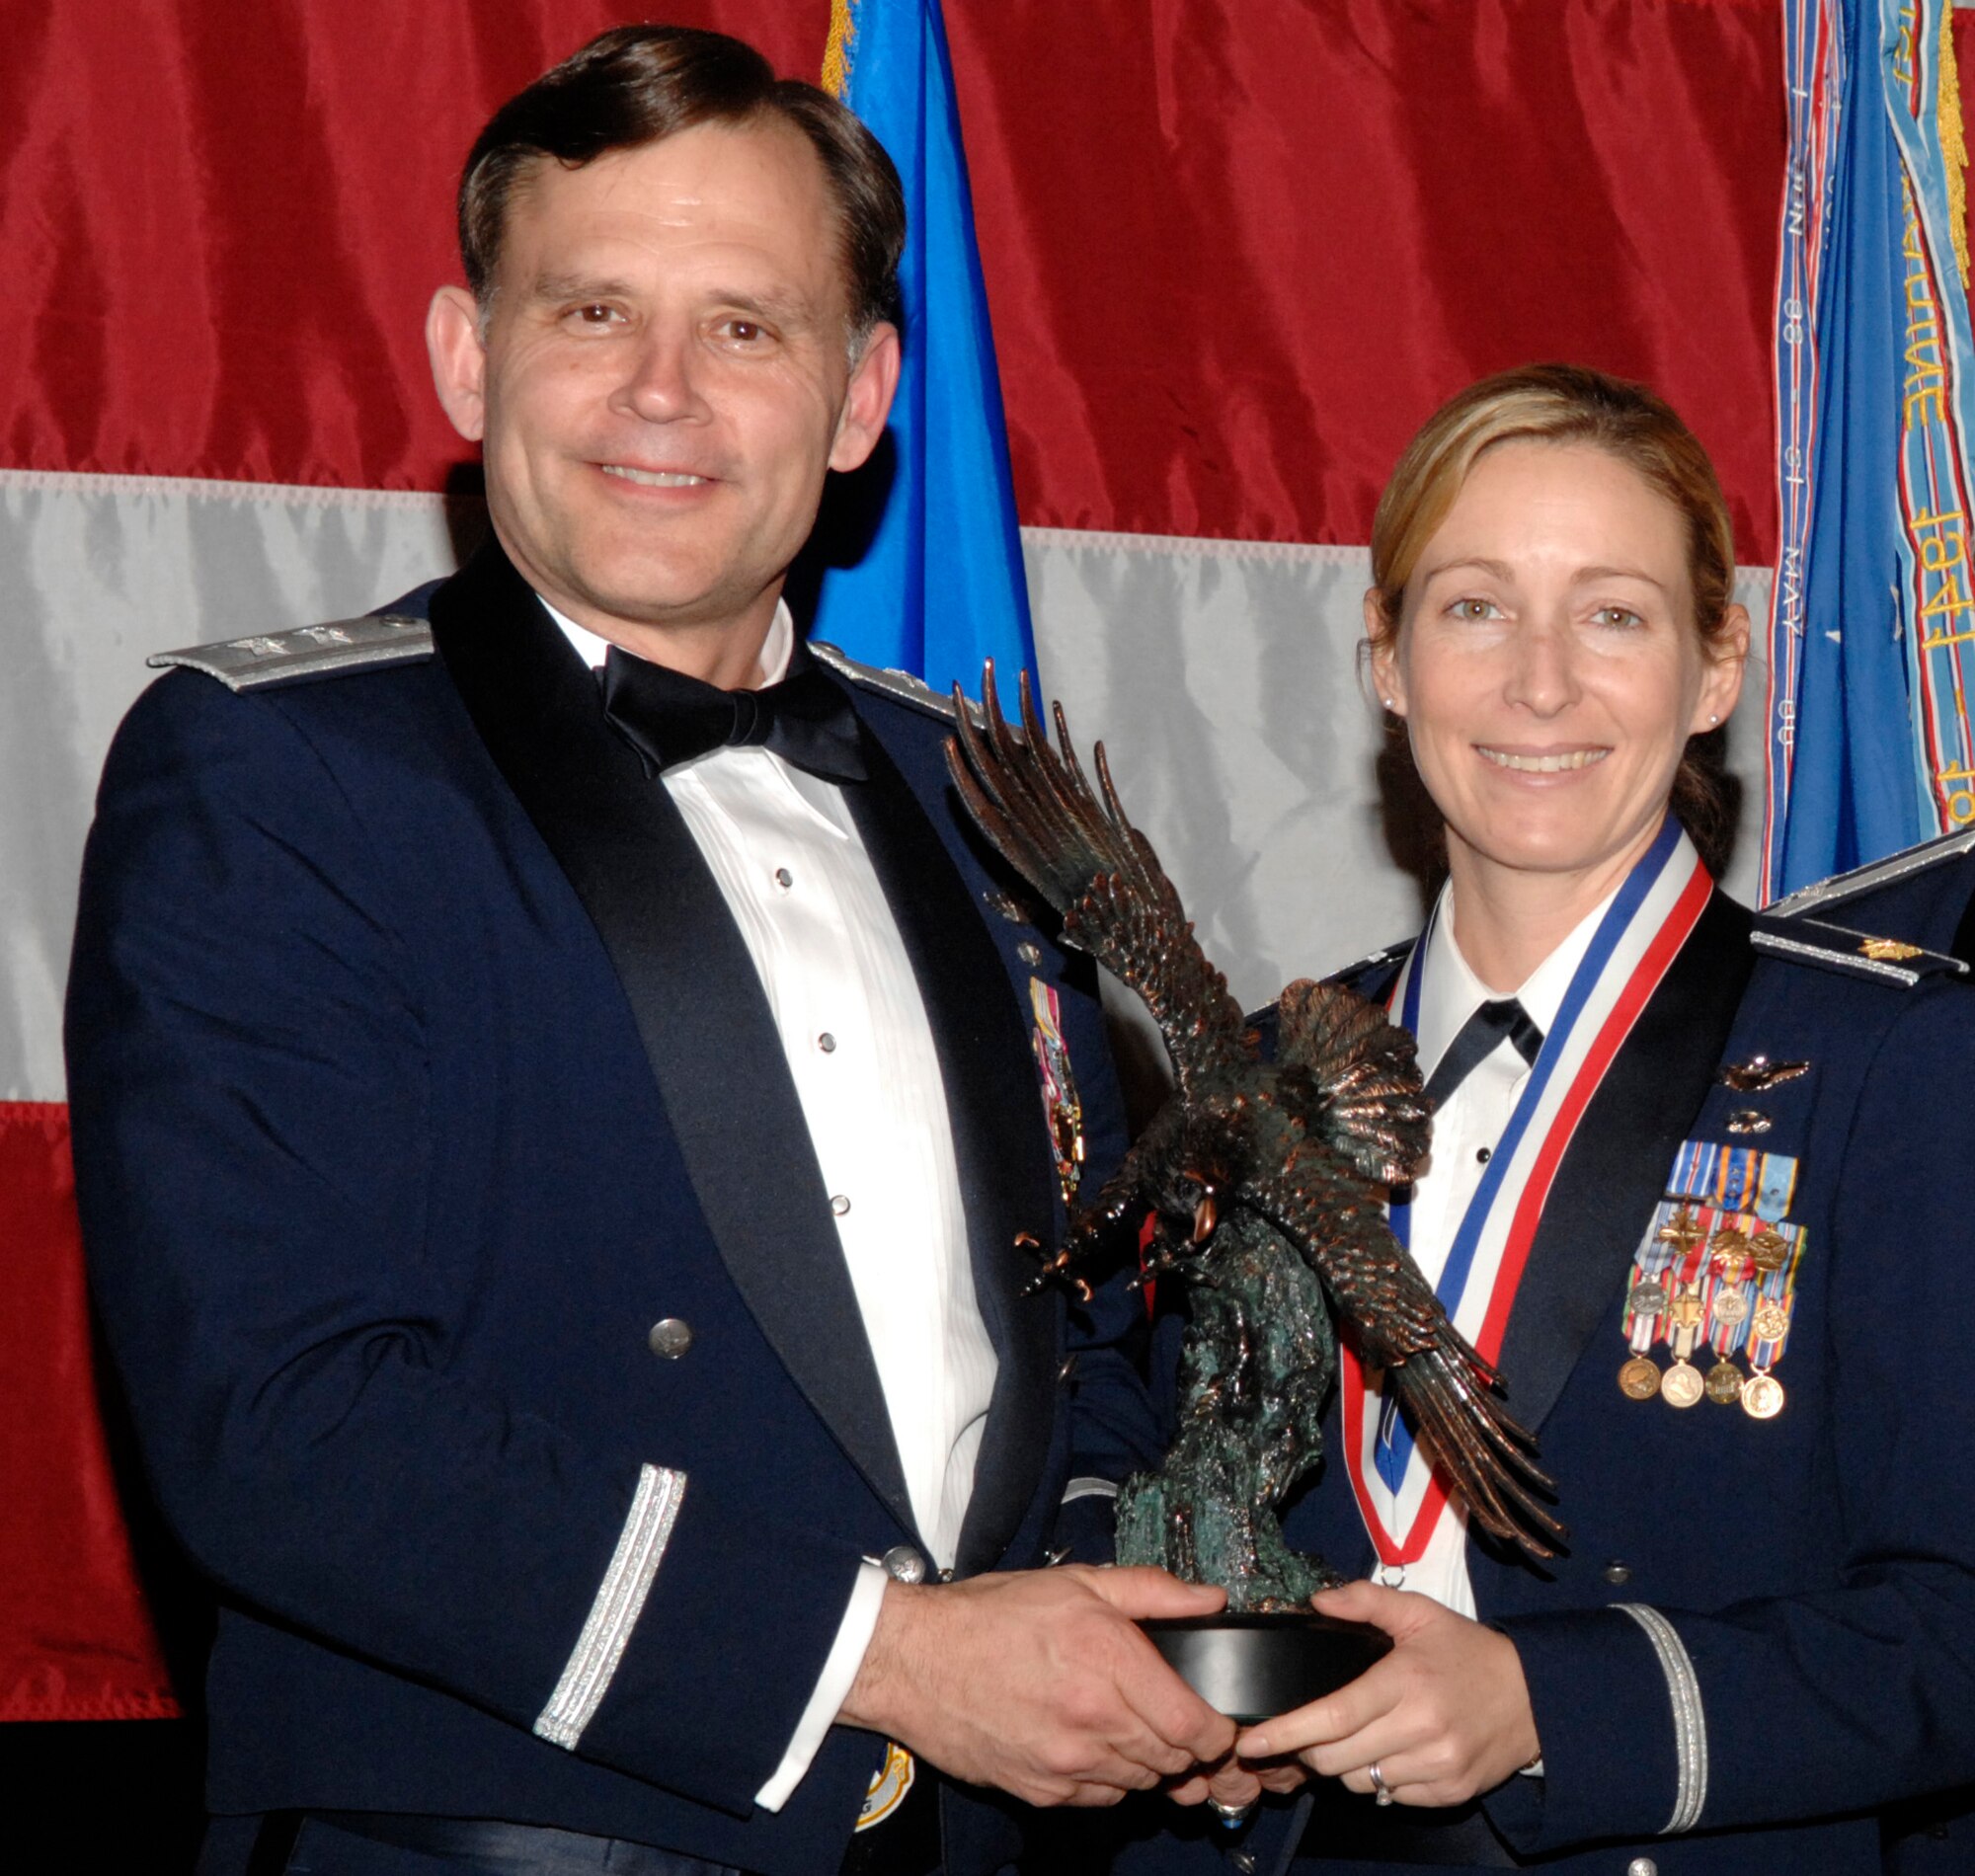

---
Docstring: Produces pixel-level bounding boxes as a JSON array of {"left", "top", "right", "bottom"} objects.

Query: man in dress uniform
[{"left": 64, "top": 26, "right": 1233, "bottom": 1876}]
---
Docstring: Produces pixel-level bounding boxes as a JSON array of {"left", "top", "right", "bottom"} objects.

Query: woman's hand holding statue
[
  {"left": 1164, "top": 1580, "right": 1541, "bottom": 1814},
  {"left": 1235, "top": 1584, "right": 1540, "bottom": 1808}
]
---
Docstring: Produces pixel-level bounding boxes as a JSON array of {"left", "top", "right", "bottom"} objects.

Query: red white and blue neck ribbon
[{"left": 1342, "top": 817, "right": 1712, "bottom": 1568}]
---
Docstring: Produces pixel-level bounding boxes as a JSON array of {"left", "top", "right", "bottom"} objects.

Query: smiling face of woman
[{"left": 1372, "top": 438, "right": 1746, "bottom": 919}]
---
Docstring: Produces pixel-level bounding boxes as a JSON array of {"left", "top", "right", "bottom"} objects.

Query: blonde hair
[{"left": 1368, "top": 362, "right": 1740, "bottom": 865}]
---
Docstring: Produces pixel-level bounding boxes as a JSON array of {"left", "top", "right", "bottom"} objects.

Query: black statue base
[{"left": 1143, "top": 1611, "right": 1391, "bottom": 1723}]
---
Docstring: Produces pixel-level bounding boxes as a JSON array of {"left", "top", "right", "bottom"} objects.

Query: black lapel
[
  {"left": 835, "top": 705, "right": 1060, "bottom": 1576},
  {"left": 1491, "top": 888, "right": 1753, "bottom": 1440},
  {"left": 429, "top": 544, "right": 914, "bottom": 1533}
]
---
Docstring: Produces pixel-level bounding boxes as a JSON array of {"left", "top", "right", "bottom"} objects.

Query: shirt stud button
[
  {"left": 774, "top": 866, "right": 793, "bottom": 889},
  {"left": 646, "top": 1318, "right": 694, "bottom": 1360},
  {"left": 1476, "top": 1146, "right": 1492, "bottom": 1164},
  {"left": 830, "top": 1194, "right": 851, "bottom": 1217},
  {"left": 818, "top": 1033, "right": 836, "bottom": 1054}
]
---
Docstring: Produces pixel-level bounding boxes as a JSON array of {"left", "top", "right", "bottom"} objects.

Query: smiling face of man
[
  {"left": 1371, "top": 438, "right": 1746, "bottom": 917},
  {"left": 427, "top": 118, "right": 899, "bottom": 681}
]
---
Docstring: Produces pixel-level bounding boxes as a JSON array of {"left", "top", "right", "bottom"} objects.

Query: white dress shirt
[
  {"left": 548, "top": 599, "right": 995, "bottom": 1806},
  {"left": 1364, "top": 886, "right": 1613, "bottom": 1615}
]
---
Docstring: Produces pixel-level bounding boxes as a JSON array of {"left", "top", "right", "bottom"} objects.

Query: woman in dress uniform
[{"left": 1185, "top": 364, "right": 1975, "bottom": 1876}]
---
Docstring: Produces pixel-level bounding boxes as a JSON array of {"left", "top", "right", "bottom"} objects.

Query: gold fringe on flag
[
  {"left": 1939, "top": 0, "right": 1970, "bottom": 289},
  {"left": 823, "top": 0, "right": 856, "bottom": 100}
]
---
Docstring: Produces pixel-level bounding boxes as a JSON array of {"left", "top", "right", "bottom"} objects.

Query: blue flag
[
  {"left": 814, "top": 0, "right": 1038, "bottom": 711},
  {"left": 1767, "top": 0, "right": 1975, "bottom": 898}
]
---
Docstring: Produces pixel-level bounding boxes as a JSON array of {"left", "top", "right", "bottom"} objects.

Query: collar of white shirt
[
  {"left": 541, "top": 594, "right": 797, "bottom": 688},
  {"left": 1414, "top": 880, "right": 1620, "bottom": 1084}
]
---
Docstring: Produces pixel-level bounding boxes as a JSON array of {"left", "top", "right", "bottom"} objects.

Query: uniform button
[
  {"left": 647, "top": 1318, "right": 694, "bottom": 1360},
  {"left": 882, "top": 1544, "right": 927, "bottom": 1584},
  {"left": 1626, "top": 1859, "right": 1658, "bottom": 1876},
  {"left": 1603, "top": 1560, "right": 1632, "bottom": 1587},
  {"left": 774, "top": 866, "right": 794, "bottom": 890},
  {"left": 817, "top": 1032, "right": 836, "bottom": 1054},
  {"left": 830, "top": 1194, "right": 851, "bottom": 1216},
  {"left": 1058, "top": 1354, "right": 1079, "bottom": 1384},
  {"left": 1229, "top": 1854, "right": 1257, "bottom": 1876},
  {"left": 1017, "top": 941, "right": 1042, "bottom": 966}
]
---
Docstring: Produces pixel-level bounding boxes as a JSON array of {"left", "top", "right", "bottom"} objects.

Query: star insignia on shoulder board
[{"left": 148, "top": 611, "right": 432, "bottom": 692}]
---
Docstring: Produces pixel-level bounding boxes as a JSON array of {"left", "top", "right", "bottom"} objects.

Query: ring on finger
[
  {"left": 1209, "top": 1796, "right": 1255, "bottom": 1827},
  {"left": 1368, "top": 1761, "right": 1393, "bottom": 1807}
]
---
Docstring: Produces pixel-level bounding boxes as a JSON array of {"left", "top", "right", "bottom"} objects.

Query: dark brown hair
[
  {"left": 1367, "top": 363, "right": 1744, "bottom": 869},
  {"left": 458, "top": 25, "right": 905, "bottom": 342}
]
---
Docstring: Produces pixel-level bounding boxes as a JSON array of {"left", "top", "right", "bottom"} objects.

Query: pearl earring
[{"left": 1707, "top": 713, "right": 1719, "bottom": 727}]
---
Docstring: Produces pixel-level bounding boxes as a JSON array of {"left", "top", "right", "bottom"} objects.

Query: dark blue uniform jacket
[{"left": 63, "top": 544, "right": 1146, "bottom": 1876}]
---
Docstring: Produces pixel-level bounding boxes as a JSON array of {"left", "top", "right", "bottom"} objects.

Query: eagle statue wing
[
  {"left": 949, "top": 664, "right": 1564, "bottom": 1564},
  {"left": 946, "top": 664, "right": 1251, "bottom": 1097},
  {"left": 1274, "top": 977, "right": 1432, "bottom": 1188},
  {"left": 1252, "top": 1143, "right": 1565, "bottom": 1559}
]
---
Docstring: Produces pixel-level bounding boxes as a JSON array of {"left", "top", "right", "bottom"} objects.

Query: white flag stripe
[{"left": 0, "top": 468, "right": 1773, "bottom": 1101}]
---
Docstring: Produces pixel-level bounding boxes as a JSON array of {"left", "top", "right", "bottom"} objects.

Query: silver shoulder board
[
  {"left": 1766, "top": 824, "right": 1975, "bottom": 919},
  {"left": 1323, "top": 936, "right": 1416, "bottom": 989},
  {"left": 1750, "top": 914, "right": 1965, "bottom": 987},
  {"left": 809, "top": 640, "right": 985, "bottom": 727},
  {"left": 148, "top": 613, "right": 434, "bottom": 692}
]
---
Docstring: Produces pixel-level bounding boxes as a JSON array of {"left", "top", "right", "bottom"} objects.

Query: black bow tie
[
  {"left": 1422, "top": 997, "right": 1544, "bottom": 1109},
  {"left": 598, "top": 641, "right": 868, "bottom": 784}
]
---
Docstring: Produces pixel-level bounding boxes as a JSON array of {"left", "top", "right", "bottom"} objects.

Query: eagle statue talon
[
  {"left": 947, "top": 662, "right": 1564, "bottom": 1611},
  {"left": 1017, "top": 1232, "right": 1098, "bottom": 1303}
]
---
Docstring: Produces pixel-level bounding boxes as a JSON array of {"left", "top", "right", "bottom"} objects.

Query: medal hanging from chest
[
  {"left": 1341, "top": 818, "right": 1713, "bottom": 1572},
  {"left": 1620, "top": 1164, "right": 1806, "bottom": 1419}
]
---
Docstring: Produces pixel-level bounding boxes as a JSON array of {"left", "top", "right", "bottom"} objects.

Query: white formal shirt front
[
  {"left": 550, "top": 599, "right": 996, "bottom": 1806},
  {"left": 1363, "top": 885, "right": 1613, "bottom": 1616}
]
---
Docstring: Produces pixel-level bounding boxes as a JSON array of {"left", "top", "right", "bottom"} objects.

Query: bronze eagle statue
[{"left": 946, "top": 668, "right": 1563, "bottom": 1610}]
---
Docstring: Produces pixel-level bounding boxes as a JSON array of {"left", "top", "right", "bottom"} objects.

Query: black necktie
[
  {"left": 598, "top": 641, "right": 868, "bottom": 784},
  {"left": 1422, "top": 997, "right": 1544, "bottom": 1110}
]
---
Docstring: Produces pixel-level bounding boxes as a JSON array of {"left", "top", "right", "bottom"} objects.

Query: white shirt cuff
[{"left": 752, "top": 1558, "right": 891, "bottom": 1811}]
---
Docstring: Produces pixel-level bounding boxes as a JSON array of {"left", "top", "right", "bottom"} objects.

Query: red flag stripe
[
  {"left": 3, "top": 0, "right": 1782, "bottom": 552},
  {"left": 0, "top": 1103, "right": 178, "bottom": 1720}
]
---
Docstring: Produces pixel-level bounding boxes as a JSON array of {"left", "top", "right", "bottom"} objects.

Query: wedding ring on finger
[
  {"left": 1209, "top": 1796, "right": 1255, "bottom": 1829},
  {"left": 1368, "top": 1762, "right": 1393, "bottom": 1807}
]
